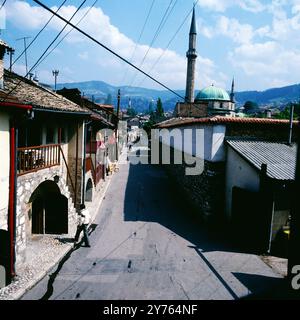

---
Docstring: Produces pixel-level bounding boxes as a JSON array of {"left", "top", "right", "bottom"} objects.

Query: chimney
[
  {"left": 0, "top": 39, "right": 11, "bottom": 89},
  {"left": 32, "top": 71, "right": 39, "bottom": 85},
  {"left": 265, "top": 109, "right": 272, "bottom": 119}
]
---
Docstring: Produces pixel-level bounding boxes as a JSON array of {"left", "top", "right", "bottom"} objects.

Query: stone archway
[
  {"left": 85, "top": 178, "right": 93, "bottom": 202},
  {"left": 29, "top": 180, "right": 68, "bottom": 235}
]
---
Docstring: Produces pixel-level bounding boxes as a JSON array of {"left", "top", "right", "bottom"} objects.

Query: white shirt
[{"left": 79, "top": 208, "right": 91, "bottom": 225}]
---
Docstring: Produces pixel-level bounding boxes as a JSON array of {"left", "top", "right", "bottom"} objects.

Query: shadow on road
[{"left": 123, "top": 163, "right": 288, "bottom": 299}]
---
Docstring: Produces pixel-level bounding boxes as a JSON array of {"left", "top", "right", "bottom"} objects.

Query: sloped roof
[
  {"left": 156, "top": 116, "right": 298, "bottom": 128},
  {"left": 226, "top": 139, "right": 297, "bottom": 181},
  {"left": 3, "top": 70, "right": 90, "bottom": 114}
]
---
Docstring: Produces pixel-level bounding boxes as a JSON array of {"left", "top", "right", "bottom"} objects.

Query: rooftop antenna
[
  {"left": 16, "top": 36, "right": 31, "bottom": 77},
  {"left": 52, "top": 69, "right": 59, "bottom": 92},
  {"left": 289, "top": 102, "right": 295, "bottom": 145}
]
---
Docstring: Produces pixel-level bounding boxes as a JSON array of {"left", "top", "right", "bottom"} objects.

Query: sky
[{"left": 1, "top": 0, "right": 300, "bottom": 94}]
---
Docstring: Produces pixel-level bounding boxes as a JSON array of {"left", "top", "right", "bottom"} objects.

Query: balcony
[{"left": 17, "top": 144, "right": 60, "bottom": 176}]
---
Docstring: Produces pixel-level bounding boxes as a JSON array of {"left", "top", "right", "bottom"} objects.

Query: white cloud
[
  {"left": 5, "top": 1, "right": 220, "bottom": 90},
  {"left": 197, "top": 0, "right": 265, "bottom": 13},
  {"left": 78, "top": 51, "right": 89, "bottom": 60},
  {"left": 198, "top": 16, "right": 255, "bottom": 44}
]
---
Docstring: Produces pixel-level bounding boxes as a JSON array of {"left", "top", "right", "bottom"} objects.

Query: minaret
[
  {"left": 230, "top": 77, "right": 235, "bottom": 103},
  {"left": 185, "top": 8, "right": 197, "bottom": 103}
]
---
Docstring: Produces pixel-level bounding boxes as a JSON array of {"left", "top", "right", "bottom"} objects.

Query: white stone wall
[
  {"left": 15, "top": 165, "right": 76, "bottom": 266},
  {"left": 0, "top": 111, "right": 10, "bottom": 231}
]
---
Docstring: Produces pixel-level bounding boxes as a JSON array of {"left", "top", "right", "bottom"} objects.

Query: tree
[
  {"left": 127, "top": 106, "right": 137, "bottom": 117},
  {"left": 148, "top": 100, "right": 154, "bottom": 114},
  {"left": 274, "top": 102, "right": 300, "bottom": 120},
  {"left": 243, "top": 101, "right": 258, "bottom": 114},
  {"left": 156, "top": 98, "right": 164, "bottom": 117},
  {"left": 105, "top": 93, "right": 112, "bottom": 105}
]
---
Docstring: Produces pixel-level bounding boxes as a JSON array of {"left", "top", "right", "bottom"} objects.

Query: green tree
[
  {"left": 148, "top": 100, "right": 154, "bottom": 114},
  {"left": 243, "top": 101, "right": 258, "bottom": 114},
  {"left": 156, "top": 97, "right": 164, "bottom": 117},
  {"left": 274, "top": 103, "right": 300, "bottom": 119},
  {"left": 105, "top": 93, "right": 112, "bottom": 105},
  {"left": 127, "top": 106, "right": 137, "bottom": 117}
]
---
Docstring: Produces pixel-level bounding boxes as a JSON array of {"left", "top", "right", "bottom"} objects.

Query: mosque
[{"left": 174, "top": 9, "right": 235, "bottom": 118}]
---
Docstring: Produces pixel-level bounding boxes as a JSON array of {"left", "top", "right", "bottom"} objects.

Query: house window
[
  {"left": 46, "top": 127, "right": 56, "bottom": 144},
  {"left": 60, "top": 128, "right": 67, "bottom": 143}
]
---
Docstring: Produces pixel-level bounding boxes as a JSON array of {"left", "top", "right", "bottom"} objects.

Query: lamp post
[{"left": 52, "top": 70, "right": 59, "bottom": 92}]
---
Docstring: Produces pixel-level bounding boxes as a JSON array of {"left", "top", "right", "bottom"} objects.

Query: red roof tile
[{"left": 156, "top": 116, "right": 299, "bottom": 128}]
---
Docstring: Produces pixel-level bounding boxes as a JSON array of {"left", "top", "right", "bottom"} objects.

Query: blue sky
[{"left": 1, "top": 0, "right": 300, "bottom": 93}]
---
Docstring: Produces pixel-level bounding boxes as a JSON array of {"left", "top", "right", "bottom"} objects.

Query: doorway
[{"left": 30, "top": 180, "right": 68, "bottom": 235}]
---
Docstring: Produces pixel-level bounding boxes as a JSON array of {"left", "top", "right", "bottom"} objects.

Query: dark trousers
[{"left": 74, "top": 224, "right": 90, "bottom": 246}]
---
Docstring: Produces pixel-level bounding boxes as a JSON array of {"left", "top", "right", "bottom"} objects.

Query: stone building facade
[
  {"left": 156, "top": 117, "right": 298, "bottom": 223},
  {"left": 15, "top": 166, "right": 76, "bottom": 268}
]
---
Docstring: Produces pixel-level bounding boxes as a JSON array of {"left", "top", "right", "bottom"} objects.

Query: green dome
[{"left": 195, "top": 85, "right": 230, "bottom": 102}]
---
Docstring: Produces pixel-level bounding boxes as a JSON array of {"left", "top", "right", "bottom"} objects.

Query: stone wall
[
  {"left": 0, "top": 208, "right": 7, "bottom": 231},
  {"left": 163, "top": 145, "right": 225, "bottom": 222},
  {"left": 15, "top": 166, "right": 76, "bottom": 268},
  {"left": 174, "top": 102, "right": 208, "bottom": 118}
]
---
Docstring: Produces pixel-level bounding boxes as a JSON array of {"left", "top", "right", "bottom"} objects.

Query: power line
[
  {"left": 138, "top": 0, "right": 199, "bottom": 87},
  {"left": 1, "top": 0, "right": 88, "bottom": 102},
  {"left": 0, "top": 0, "right": 67, "bottom": 81},
  {"left": 35, "top": 0, "right": 99, "bottom": 69},
  {"left": 120, "top": 0, "right": 156, "bottom": 85},
  {"left": 0, "top": 0, "right": 7, "bottom": 11},
  {"left": 129, "top": 0, "right": 177, "bottom": 87},
  {"left": 31, "top": 0, "right": 185, "bottom": 100}
]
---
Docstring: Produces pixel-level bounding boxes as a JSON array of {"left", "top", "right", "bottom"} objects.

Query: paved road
[{"left": 22, "top": 159, "right": 283, "bottom": 300}]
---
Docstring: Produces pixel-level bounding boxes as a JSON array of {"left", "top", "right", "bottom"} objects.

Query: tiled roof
[
  {"left": 0, "top": 90, "right": 31, "bottom": 106},
  {"left": 90, "top": 110, "right": 115, "bottom": 127},
  {"left": 156, "top": 116, "right": 298, "bottom": 128},
  {"left": 226, "top": 139, "right": 297, "bottom": 180},
  {"left": 3, "top": 70, "right": 90, "bottom": 114}
]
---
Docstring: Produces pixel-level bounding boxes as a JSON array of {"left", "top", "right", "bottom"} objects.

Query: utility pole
[
  {"left": 115, "top": 89, "right": 121, "bottom": 161},
  {"left": 7, "top": 48, "right": 15, "bottom": 72},
  {"left": 288, "top": 103, "right": 295, "bottom": 145},
  {"left": 52, "top": 69, "right": 59, "bottom": 92},
  {"left": 16, "top": 36, "right": 31, "bottom": 77}
]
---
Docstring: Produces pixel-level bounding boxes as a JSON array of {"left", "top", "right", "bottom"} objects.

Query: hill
[{"left": 56, "top": 81, "right": 300, "bottom": 113}]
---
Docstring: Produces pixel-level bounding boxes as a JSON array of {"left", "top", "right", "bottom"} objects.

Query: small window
[
  {"left": 46, "top": 127, "right": 56, "bottom": 144},
  {"left": 60, "top": 128, "right": 67, "bottom": 143}
]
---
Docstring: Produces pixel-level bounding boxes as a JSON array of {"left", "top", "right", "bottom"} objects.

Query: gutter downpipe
[
  {"left": 74, "top": 124, "right": 79, "bottom": 209},
  {"left": 8, "top": 120, "right": 17, "bottom": 280},
  {"left": 81, "top": 120, "right": 87, "bottom": 206}
]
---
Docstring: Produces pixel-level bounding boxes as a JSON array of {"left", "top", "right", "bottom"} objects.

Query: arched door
[{"left": 31, "top": 181, "right": 68, "bottom": 235}]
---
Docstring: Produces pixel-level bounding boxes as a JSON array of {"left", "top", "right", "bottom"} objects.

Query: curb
[{"left": 12, "top": 244, "right": 73, "bottom": 300}]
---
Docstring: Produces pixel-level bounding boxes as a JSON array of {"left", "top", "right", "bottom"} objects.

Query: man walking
[{"left": 74, "top": 204, "right": 91, "bottom": 247}]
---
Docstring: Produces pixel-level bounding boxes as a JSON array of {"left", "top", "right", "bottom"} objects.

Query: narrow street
[{"left": 22, "top": 153, "right": 283, "bottom": 300}]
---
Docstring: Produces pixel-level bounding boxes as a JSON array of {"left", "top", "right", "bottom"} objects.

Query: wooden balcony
[{"left": 17, "top": 144, "right": 60, "bottom": 176}]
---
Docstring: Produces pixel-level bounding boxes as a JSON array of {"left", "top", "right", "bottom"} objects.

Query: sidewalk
[{"left": 0, "top": 165, "right": 115, "bottom": 300}]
